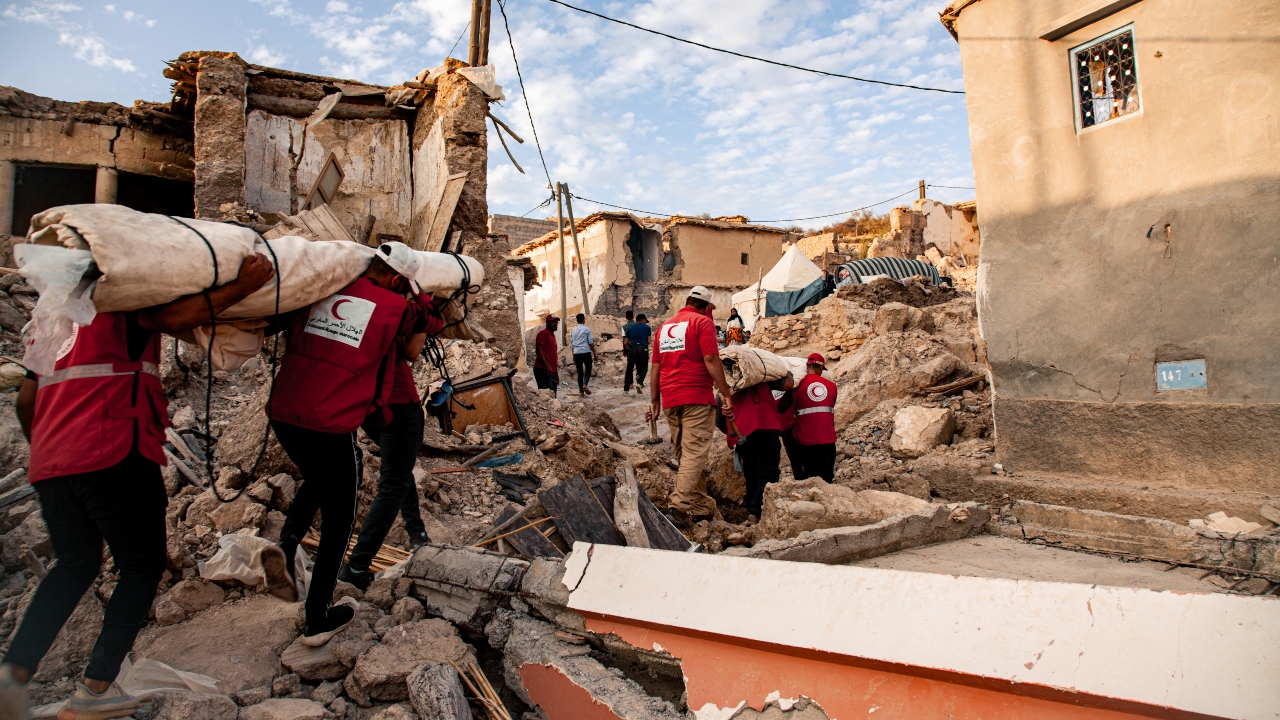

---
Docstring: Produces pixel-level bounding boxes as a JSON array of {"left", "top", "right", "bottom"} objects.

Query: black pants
[
  {"left": 780, "top": 428, "right": 800, "bottom": 475},
  {"left": 348, "top": 404, "right": 427, "bottom": 573},
  {"left": 795, "top": 442, "right": 836, "bottom": 483},
  {"left": 533, "top": 367, "right": 557, "bottom": 396},
  {"left": 5, "top": 451, "right": 167, "bottom": 682},
  {"left": 624, "top": 348, "right": 649, "bottom": 391},
  {"left": 737, "top": 430, "right": 780, "bottom": 518},
  {"left": 573, "top": 353, "right": 593, "bottom": 393},
  {"left": 272, "top": 420, "right": 361, "bottom": 626}
]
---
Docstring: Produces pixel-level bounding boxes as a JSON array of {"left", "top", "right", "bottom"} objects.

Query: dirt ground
[{"left": 853, "top": 535, "right": 1224, "bottom": 594}]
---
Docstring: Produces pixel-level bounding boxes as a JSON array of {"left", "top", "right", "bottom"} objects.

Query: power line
[
  {"left": 546, "top": 0, "right": 964, "bottom": 95},
  {"left": 520, "top": 195, "right": 554, "bottom": 218},
  {"left": 567, "top": 187, "right": 920, "bottom": 225},
  {"left": 927, "top": 183, "right": 975, "bottom": 190},
  {"left": 448, "top": 22, "right": 469, "bottom": 59},
  {"left": 497, "top": 0, "right": 553, "bottom": 187},
  {"left": 566, "top": 194, "right": 672, "bottom": 218}
]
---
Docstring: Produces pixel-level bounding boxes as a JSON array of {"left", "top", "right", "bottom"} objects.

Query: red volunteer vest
[
  {"left": 267, "top": 277, "right": 408, "bottom": 433},
  {"left": 29, "top": 312, "right": 168, "bottom": 482},
  {"left": 792, "top": 374, "right": 837, "bottom": 445},
  {"left": 727, "top": 384, "right": 781, "bottom": 447}
]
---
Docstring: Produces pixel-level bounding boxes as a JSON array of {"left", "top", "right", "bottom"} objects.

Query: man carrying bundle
[
  {"left": 723, "top": 372, "right": 794, "bottom": 526},
  {"left": 791, "top": 353, "right": 838, "bottom": 482},
  {"left": 259, "top": 243, "right": 433, "bottom": 648},
  {"left": 0, "top": 255, "right": 276, "bottom": 720}
]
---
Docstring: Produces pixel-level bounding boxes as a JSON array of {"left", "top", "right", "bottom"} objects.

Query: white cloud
[
  {"left": 248, "top": 44, "right": 286, "bottom": 66},
  {"left": 58, "top": 30, "right": 136, "bottom": 72},
  {"left": 324, "top": 0, "right": 348, "bottom": 13},
  {"left": 5, "top": 0, "right": 139, "bottom": 73}
]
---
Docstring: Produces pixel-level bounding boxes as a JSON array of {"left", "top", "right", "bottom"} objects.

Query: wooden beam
[
  {"left": 246, "top": 94, "right": 403, "bottom": 120},
  {"left": 613, "top": 463, "right": 650, "bottom": 548}
]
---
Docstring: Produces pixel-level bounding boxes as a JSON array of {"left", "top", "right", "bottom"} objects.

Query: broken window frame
[
  {"left": 302, "top": 151, "right": 345, "bottom": 210},
  {"left": 1069, "top": 24, "right": 1141, "bottom": 133}
]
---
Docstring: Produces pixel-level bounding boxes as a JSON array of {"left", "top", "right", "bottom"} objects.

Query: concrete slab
[{"left": 853, "top": 535, "right": 1224, "bottom": 593}]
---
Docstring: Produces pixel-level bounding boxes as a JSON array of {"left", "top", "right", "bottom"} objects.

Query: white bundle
[
  {"left": 719, "top": 346, "right": 794, "bottom": 393},
  {"left": 18, "top": 204, "right": 485, "bottom": 373}
]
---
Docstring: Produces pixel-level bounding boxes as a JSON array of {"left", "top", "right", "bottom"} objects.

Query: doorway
[{"left": 11, "top": 164, "right": 96, "bottom": 235}]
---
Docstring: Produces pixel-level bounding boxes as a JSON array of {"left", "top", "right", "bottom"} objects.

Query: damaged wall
[
  {"left": 951, "top": 0, "right": 1280, "bottom": 492},
  {"left": 515, "top": 214, "right": 634, "bottom": 329}
]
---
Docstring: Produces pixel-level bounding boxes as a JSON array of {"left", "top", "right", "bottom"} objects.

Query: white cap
[
  {"left": 376, "top": 242, "right": 422, "bottom": 293},
  {"left": 688, "top": 285, "right": 714, "bottom": 303}
]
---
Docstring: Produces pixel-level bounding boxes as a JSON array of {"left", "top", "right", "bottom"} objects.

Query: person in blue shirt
[
  {"left": 569, "top": 313, "right": 596, "bottom": 397},
  {"left": 623, "top": 313, "right": 652, "bottom": 394}
]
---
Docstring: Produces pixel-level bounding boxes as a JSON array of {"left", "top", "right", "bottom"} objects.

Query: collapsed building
[{"left": 511, "top": 212, "right": 793, "bottom": 333}]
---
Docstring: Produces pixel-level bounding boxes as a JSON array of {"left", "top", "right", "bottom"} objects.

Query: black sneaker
[
  {"left": 337, "top": 562, "right": 373, "bottom": 592},
  {"left": 407, "top": 531, "right": 431, "bottom": 552},
  {"left": 666, "top": 509, "right": 693, "bottom": 529},
  {"left": 300, "top": 604, "right": 355, "bottom": 647}
]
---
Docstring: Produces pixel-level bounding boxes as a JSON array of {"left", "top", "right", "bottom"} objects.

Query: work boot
[
  {"left": 407, "top": 531, "right": 431, "bottom": 552},
  {"left": 260, "top": 544, "right": 297, "bottom": 602},
  {"left": 337, "top": 562, "right": 373, "bottom": 592},
  {"left": 0, "top": 663, "right": 29, "bottom": 720},
  {"left": 666, "top": 508, "right": 694, "bottom": 529},
  {"left": 56, "top": 681, "right": 137, "bottom": 720},
  {"left": 300, "top": 603, "right": 355, "bottom": 648}
]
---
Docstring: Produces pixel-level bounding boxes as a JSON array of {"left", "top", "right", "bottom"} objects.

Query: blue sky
[{"left": 0, "top": 0, "right": 975, "bottom": 229}]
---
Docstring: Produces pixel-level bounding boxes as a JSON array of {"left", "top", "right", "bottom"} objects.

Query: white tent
[{"left": 731, "top": 245, "right": 824, "bottom": 331}]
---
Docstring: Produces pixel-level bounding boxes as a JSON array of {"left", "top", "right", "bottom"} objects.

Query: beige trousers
[{"left": 664, "top": 403, "right": 718, "bottom": 515}]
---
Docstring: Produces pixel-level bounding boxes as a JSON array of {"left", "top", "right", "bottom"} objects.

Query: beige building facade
[{"left": 946, "top": 0, "right": 1280, "bottom": 492}]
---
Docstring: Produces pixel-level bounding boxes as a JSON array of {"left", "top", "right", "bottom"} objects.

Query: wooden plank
[
  {"left": 586, "top": 475, "right": 616, "bottom": 521},
  {"left": 636, "top": 485, "right": 693, "bottom": 552},
  {"left": 538, "top": 475, "right": 624, "bottom": 547},
  {"left": 487, "top": 503, "right": 562, "bottom": 558},
  {"left": 426, "top": 172, "right": 470, "bottom": 252},
  {"left": 0, "top": 483, "right": 35, "bottom": 510},
  {"left": 614, "top": 463, "right": 651, "bottom": 548}
]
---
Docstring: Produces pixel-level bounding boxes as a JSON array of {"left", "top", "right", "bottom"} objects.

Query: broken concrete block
[
  {"left": 344, "top": 672, "right": 372, "bottom": 708},
  {"left": 327, "top": 697, "right": 348, "bottom": 716},
  {"left": 351, "top": 618, "right": 476, "bottom": 702},
  {"left": 370, "top": 703, "right": 420, "bottom": 720},
  {"left": 390, "top": 596, "right": 425, "bottom": 625},
  {"left": 309, "top": 681, "right": 342, "bottom": 707},
  {"left": 246, "top": 479, "right": 274, "bottom": 504},
  {"left": 237, "top": 698, "right": 334, "bottom": 720},
  {"left": 150, "top": 690, "right": 239, "bottom": 720},
  {"left": 872, "top": 302, "right": 932, "bottom": 335},
  {"left": 488, "top": 610, "right": 683, "bottom": 718},
  {"left": 272, "top": 673, "right": 301, "bottom": 697},
  {"left": 266, "top": 472, "right": 297, "bottom": 511},
  {"left": 281, "top": 617, "right": 376, "bottom": 681},
  {"left": 233, "top": 686, "right": 271, "bottom": 707},
  {"left": 166, "top": 577, "right": 226, "bottom": 614},
  {"left": 408, "top": 545, "right": 528, "bottom": 633},
  {"left": 408, "top": 663, "right": 472, "bottom": 720},
  {"left": 154, "top": 599, "right": 187, "bottom": 627},
  {"left": 133, "top": 595, "right": 300, "bottom": 694},
  {"left": 757, "top": 479, "right": 932, "bottom": 541},
  {"left": 890, "top": 406, "right": 955, "bottom": 458},
  {"left": 366, "top": 577, "right": 397, "bottom": 609}
]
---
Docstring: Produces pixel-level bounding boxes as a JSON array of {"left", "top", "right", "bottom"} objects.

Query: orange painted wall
[
  {"left": 584, "top": 616, "right": 1223, "bottom": 720},
  {"left": 519, "top": 663, "right": 626, "bottom": 720}
]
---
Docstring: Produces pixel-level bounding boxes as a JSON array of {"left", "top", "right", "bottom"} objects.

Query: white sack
[
  {"left": 30, "top": 656, "right": 222, "bottom": 717},
  {"left": 199, "top": 534, "right": 274, "bottom": 586},
  {"left": 13, "top": 244, "right": 97, "bottom": 376},
  {"left": 720, "top": 346, "right": 794, "bottom": 393}
]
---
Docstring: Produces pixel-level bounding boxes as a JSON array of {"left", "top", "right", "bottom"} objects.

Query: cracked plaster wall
[
  {"left": 957, "top": 0, "right": 1280, "bottom": 488},
  {"left": 520, "top": 217, "right": 630, "bottom": 328}
]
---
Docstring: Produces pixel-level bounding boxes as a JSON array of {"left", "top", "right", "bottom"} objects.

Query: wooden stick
[
  {"left": 463, "top": 440, "right": 517, "bottom": 468},
  {"left": 166, "top": 428, "right": 204, "bottom": 471},
  {"left": 163, "top": 447, "right": 204, "bottom": 488},
  {"left": 472, "top": 516, "right": 556, "bottom": 547},
  {"left": 426, "top": 466, "right": 469, "bottom": 474}
]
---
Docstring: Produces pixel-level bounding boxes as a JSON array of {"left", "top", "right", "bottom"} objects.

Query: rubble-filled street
[{"left": 0, "top": 0, "right": 1277, "bottom": 718}]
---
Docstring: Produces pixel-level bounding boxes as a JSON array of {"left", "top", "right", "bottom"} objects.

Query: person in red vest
[
  {"left": 0, "top": 254, "right": 275, "bottom": 720},
  {"left": 532, "top": 314, "right": 560, "bottom": 395},
  {"left": 792, "top": 353, "right": 838, "bottom": 483},
  {"left": 259, "top": 243, "right": 432, "bottom": 648},
  {"left": 724, "top": 373, "right": 795, "bottom": 525},
  {"left": 775, "top": 383, "right": 801, "bottom": 478},
  {"left": 647, "top": 286, "right": 735, "bottom": 528},
  {"left": 337, "top": 292, "right": 447, "bottom": 591}
]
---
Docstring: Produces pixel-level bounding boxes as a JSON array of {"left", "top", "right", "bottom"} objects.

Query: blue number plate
[{"left": 1156, "top": 359, "right": 1207, "bottom": 391}]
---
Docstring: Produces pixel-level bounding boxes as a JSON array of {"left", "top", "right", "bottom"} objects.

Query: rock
[
  {"left": 606, "top": 441, "right": 653, "bottom": 470},
  {"left": 886, "top": 473, "right": 931, "bottom": 500},
  {"left": 246, "top": 479, "right": 274, "bottom": 504},
  {"left": 172, "top": 405, "right": 197, "bottom": 430},
  {"left": 281, "top": 611, "right": 376, "bottom": 681},
  {"left": 154, "top": 599, "right": 187, "bottom": 626},
  {"left": 585, "top": 408, "right": 621, "bottom": 439},
  {"left": 872, "top": 302, "right": 933, "bottom": 335},
  {"left": 0, "top": 301, "right": 27, "bottom": 333},
  {"left": 237, "top": 698, "right": 334, "bottom": 720},
  {"left": 133, "top": 595, "right": 300, "bottom": 694},
  {"left": 366, "top": 577, "right": 397, "bottom": 609},
  {"left": 1, "top": 512, "right": 51, "bottom": 569},
  {"left": 371, "top": 703, "right": 420, "bottom": 720},
  {"left": 310, "top": 681, "right": 342, "bottom": 707},
  {"left": 151, "top": 690, "right": 239, "bottom": 720},
  {"left": 756, "top": 478, "right": 932, "bottom": 541},
  {"left": 890, "top": 406, "right": 955, "bottom": 458},
  {"left": 216, "top": 386, "right": 299, "bottom": 478},
  {"left": 390, "top": 596, "right": 425, "bottom": 625},
  {"left": 217, "top": 467, "right": 246, "bottom": 492},
  {"left": 0, "top": 363, "right": 26, "bottom": 388},
  {"left": 344, "top": 672, "right": 372, "bottom": 708},
  {"left": 407, "top": 663, "right": 470, "bottom": 720},
  {"left": 262, "top": 510, "right": 286, "bottom": 543},
  {"left": 327, "top": 697, "right": 348, "bottom": 716},
  {"left": 266, "top": 473, "right": 297, "bottom": 511},
  {"left": 830, "top": 333, "right": 966, "bottom": 428},
  {"left": 167, "top": 578, "right": 226, "bottom": 614},
  {"left": 560, "top": 434, "right": 610, "bottom": 478},
  {"left": 350, "top": 619, "right": 476, "bottom": 702},
  {"left": 233, "top": 686, "right": 271, "bottom": 707},
  {"left": 536, "top": 431, "right": 568, "bottom": 452},
  {"left": 272, "top": 673, "right": 301, "bottom": 697},
  {"left": 184, "top": 490, "right": 267, "bottom": 532},
  {"left": 0, "top": 395, "right": 29, "bottom": 474}
]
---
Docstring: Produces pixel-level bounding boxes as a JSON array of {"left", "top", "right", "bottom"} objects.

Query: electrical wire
[
  {"left": 497, "top": 0, "right": 553, "bottom": 187},
  {"left": 927, "top": 183, "right": 975, "bottom": 190},
  {"left": 448, "top": 22, "right": 470, "bottom": 59},
  {"left": 568, "top": 187, "right": 919, "bottom": 225},
  {"left": 564, "top": 194, "right": 672, "bottom": 218},
  {"left": 519, "top": 195, "right": 554, "bottom": 218},
  {"left": 546, "top": 0, "right": 964, "bottom": 95}
]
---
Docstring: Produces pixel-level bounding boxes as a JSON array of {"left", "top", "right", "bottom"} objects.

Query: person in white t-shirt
[{"left": 569, "top": 313, "right": 596, "bottom": 397}]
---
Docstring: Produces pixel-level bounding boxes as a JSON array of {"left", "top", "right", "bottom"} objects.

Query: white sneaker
[
  {"left": 0, "top": 664, "right": 29, "bottom": 720},
  {"left": 56, "top": 681, "right": 137, "bottom": 720}
]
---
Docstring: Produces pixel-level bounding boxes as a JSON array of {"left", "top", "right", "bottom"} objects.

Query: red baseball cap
[{"left": 807, "top": 353, "right": 825, "bottom": 366}]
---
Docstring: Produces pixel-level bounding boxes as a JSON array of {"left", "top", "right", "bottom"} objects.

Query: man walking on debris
[
  {"left": 533, "top": 314, "right": 560, "bottom": 396},
  {"left": 724, "top": 372, "right": 794, "bottom": 525},
  {"left": 647, "top": 286, "right": 736, "bottom": 528},
  {"left": 259, "top": 243, "right": 431, "bottom": 649},
  {"left": 0, "top": 255, "right": 275, "bottom": 720},
  {"left": 791, "top": 353, "right": 838, "bottom": 482},
  {"left": 337, "top": 289, "right": 448, "bottom": 591},
  {"left": 570, "top": 313, "right": 596, "bottom": 397},
  {"left": 623, "top": 313, "right": 651, "bottom": 394}
]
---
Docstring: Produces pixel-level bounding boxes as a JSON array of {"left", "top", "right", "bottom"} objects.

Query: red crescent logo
[{"left": 331, "top": 298, "right": 351, "bottom": 320}]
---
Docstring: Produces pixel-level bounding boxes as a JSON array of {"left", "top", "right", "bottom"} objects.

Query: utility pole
[
  {"left": 919, "top": 179, "right": 926, "bottom": 199},
  {"left": 560, "top": 183, "right": 591, "bottom": 316},
  {"left": 467, "top": 0, "right": 487, "bottom": 66},
  {"left": 554, "top": 184, "right": 569, "bottom": 347},
  {"left": 478, "top": 0, "right": 492, "bottom": 65}
]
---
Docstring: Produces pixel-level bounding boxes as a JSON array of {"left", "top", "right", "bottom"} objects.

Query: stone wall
[
  {"left": 489, "top": 214, "right": 557, "bottom": 248},
  {"left": 193, "top": 55, "right": 247, "bottom": 219}
]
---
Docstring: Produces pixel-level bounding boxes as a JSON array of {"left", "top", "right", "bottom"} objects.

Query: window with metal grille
[{"left": 1071, "top": 26, "right": 1140, "bottom": 131}]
